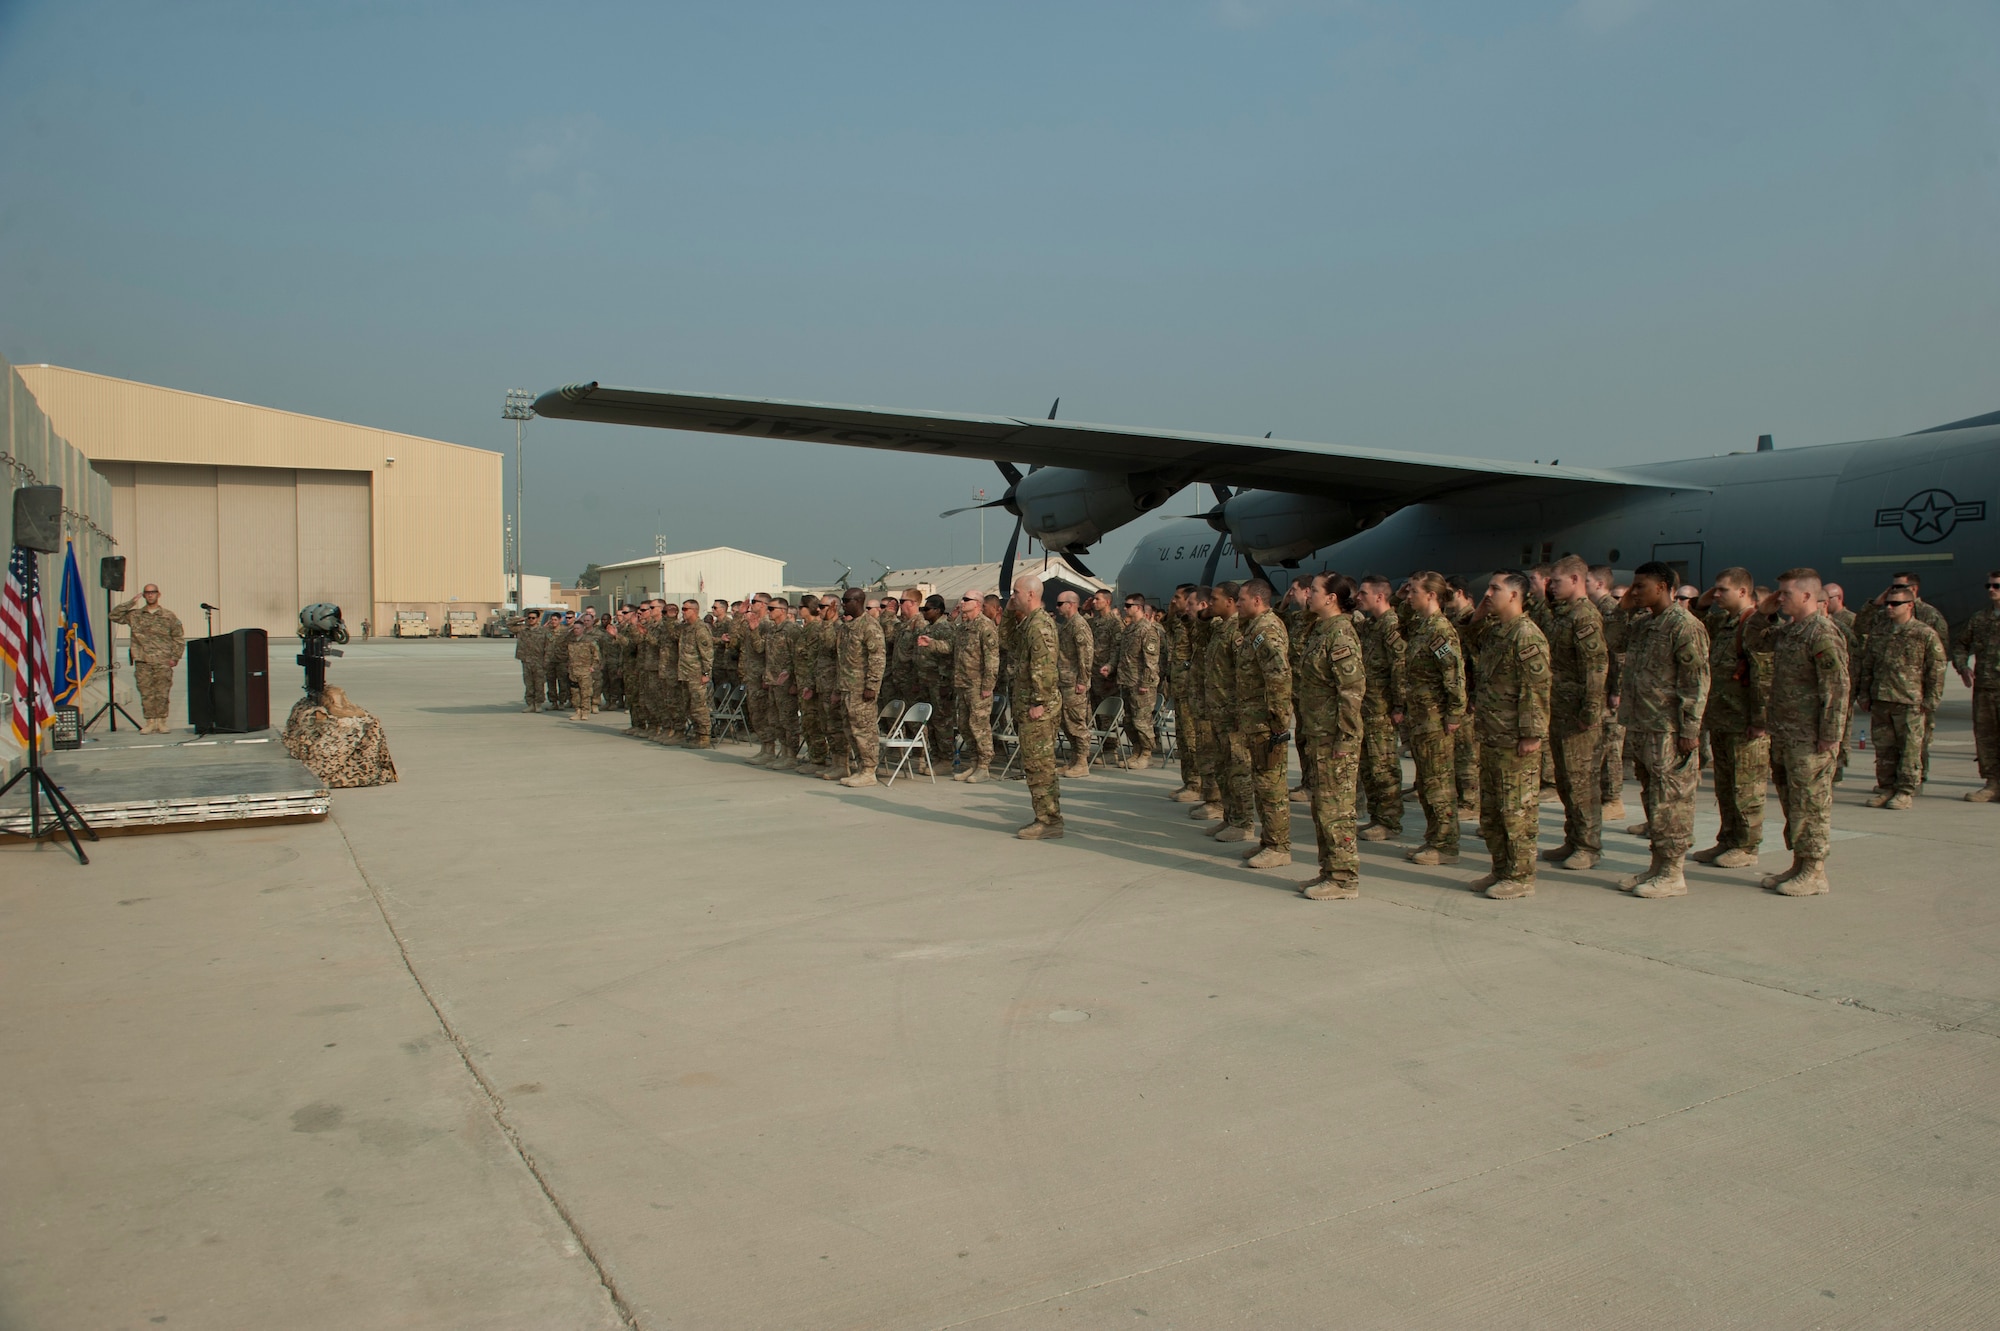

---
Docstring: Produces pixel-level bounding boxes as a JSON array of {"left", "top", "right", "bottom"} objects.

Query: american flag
[{"left": 1, "top": 546, "right": 55, "bottom": 749}]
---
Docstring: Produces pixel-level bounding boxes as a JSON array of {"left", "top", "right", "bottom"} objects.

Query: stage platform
[{"left": 0, "top": 730, "right": 329, "bottom": 838}]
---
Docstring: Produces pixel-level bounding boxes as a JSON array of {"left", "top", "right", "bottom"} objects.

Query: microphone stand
[
  {"left": 196, "top": 603, "right": 220, "bottom": 737},
  {"left": 0, "top": 545, "right": 98, "bottom": 863},
  {"left": 81, "top": 585, "right": 142, "bottom": 734}
]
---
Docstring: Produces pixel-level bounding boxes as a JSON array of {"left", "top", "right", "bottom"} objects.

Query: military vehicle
[
  {"left": 533, "top": 384, "right": 1999, "bottom": 623},
  {"left": 392, "top": 610, "right": 432, "bottom": 639},
  {"left": 443, "top": 609, "right": 480, "bottom": 638}
]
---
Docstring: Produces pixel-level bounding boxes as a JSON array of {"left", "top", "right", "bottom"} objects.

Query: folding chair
[
  {"left": 992, "top": 697, "right": 1025, "bottom": 778},
  {"left": 712, "top": 683, "right": 747, "bottom": 741},
  {"left": 1154, "top": 696, "right": 1176, "bottom": 760},
  {"left": 874, "top": 700, "right": 905, "bottom": 770},
  {"left": 1088, "top": 695, "right": 1126, "bottom": 767},
  {"left": 882, "top": 702, "right": 934, "bottom": 786}
]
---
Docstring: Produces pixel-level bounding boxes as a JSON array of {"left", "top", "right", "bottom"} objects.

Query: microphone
[{"left": 200, "top": 603, "right": 219, "bottom": 611}]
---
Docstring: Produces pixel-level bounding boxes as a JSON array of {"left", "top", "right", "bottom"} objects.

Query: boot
[
  {"left": 1715, "top": 847, "right": 1758, "bottom": 868},
  {"left": 1485, "top": 877, "right": 1534, "bottom": 900},
  {"left": 1172, "top": 786, "right": 1204, "bottom": 803},
  {"left": 1016, "top": 818, "right": 1064, "bottom": 841},
  {"left": 1538, "top": 785, "right": 1561, "bottom": 804},
  {"left": 1060, "top": 762, "right": 1091, "bottom": 778},
  {"left": 1300, "top": 875, "right": 1360, "bottom": 900},
  {"left": 1359, "top": 823, "right": 1394, "bottom": 842},
  {"left": 963, "top": 765, "right": 992, "bottom": 785},
  {"left": 1467, "top": 872, "right": 1501, "bottom": 892},
  {"left": 838, "top": 771, "right": 877, "bottom": 788},
  {"left": 1634, "top": 856, "right": 1688, "bottom": 898},
  {"left": 1214, "top": 824, "right": 1255, "bottom": 843},
  {"left": 1602, "top": 798, "right": 1626, "bottom": 821},
  {"left": 1619, "top": 850, "right": 1664, "bottom": 893},
  {"left": 1883, "top": 792, "right": 1913, "bottom": 810},
  {"left": 1124, "top": 753, "right": 1152, "bottom": 771},
  {"left": 1560, "top": 849, "right": 1600, "bottom": 871},
  {"left": 1246, "top": 847, "right": 1293, "bottom": 869},
  {"left": 1966, "top": 780, "right": 2000, "bottom": 803},
  {"left": 1760, "top": 857, "right": 1803, "bottom": 890},
  {"left": 523, "top": 705, "right": 541, "bottom": 714},
  {"left": 820, "top": 765, "right": 846, "bottom": 781},
  {"left": 1190, "top": 802, "right": 1224, "bottom": 820},
  {"left": 1539, "top": 842, "right": 1578, "bottom": 863},
  {"left": 1407, "top": 846, "right": 1459, "bottom": 866},
  {"left": 1626, "top": 821, "right": 1650, "bottom": 837},
  {"left": 694, "top": 736, "right": 712, "bottom": 749},
  {"left": 1776, "top": 859, "right": 1830, "bottom": 896},
  {"left": 952, "top": 766, "right": 971, "bottom": 782},
  {"left": 1289, "top": 786, "right": 1311, "bottom": 804},
  {"left": 1691, "top": 843, "right": 1728, "bottom": 864}
]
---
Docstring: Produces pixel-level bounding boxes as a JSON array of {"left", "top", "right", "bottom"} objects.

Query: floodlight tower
[{"left": 503, "top": 388, "right": 534, "bottom": 607}]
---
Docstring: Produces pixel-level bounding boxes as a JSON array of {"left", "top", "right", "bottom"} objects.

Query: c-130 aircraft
[{"left": 533, "top": 383, "right": 2000, "bottom": 623}]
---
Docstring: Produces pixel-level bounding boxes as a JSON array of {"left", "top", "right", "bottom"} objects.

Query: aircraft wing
[{"left": 532, "top": 382, "right": 1690, "bottom": 502}]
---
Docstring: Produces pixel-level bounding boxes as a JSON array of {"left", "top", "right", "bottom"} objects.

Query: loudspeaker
[
  {"left": 11, "top": 485, "right": 62, "bottom": 554},
  {"left": 187, "top": 629, "right": 270, "bottom": 734},
  {"left": 100, "top": 556, "right": 126, "bottom": 592}
]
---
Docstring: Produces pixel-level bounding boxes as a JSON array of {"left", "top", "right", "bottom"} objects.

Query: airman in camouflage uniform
[
  {"left": 1231, "top": 581, "right": 1295, "bottom": 868},
  {"left": 1054, "top": 589, "right": 1095, "bottom": 777},
  {"left": 1471, "top": 572, "right": 1551, "bottom": 899},
  {"left": 1446, "top": 582, "right": 1482, "bottom": 816},
  {"left": 1588, "top": 565, "right": 1628, "bottom": 818},
  {"left": 1202, "top": 584, "right": 1252, "bottom": 835},
  {"left": 1401, "top": 572, "right": 1467, "bottom": 866},
  {"left": 542, "top": 614, "right": 572, "bottom": 710},
  {"left": 734, "top": 603, "right": 769, "bottom": 759},
  {"left": 110, "top": 585, "right": 187, "bottom": 733},
  {"left": 916, "top": 596, "right": 956, "bottom": 763},
  {"left": 763, "top": 600, "right": 802, "bottom": 768},
  {"left": 656, "top": 608, "right": 686, "bottom": 741},
  {"left": 1855, "top": 590, "right": 1946, "bottom": 807},
  {"left": 952, "top": 593, "right": 1001, "bottom": 781},
  {"left": 1616, "top": 563, "right": 1711, "bottom": 898},
  {"left": 566, "top": 623, "right": 601, "bottom": 720},
  {"left": 886, "top": 590, "right": 925, "bottom": 705},
  {"left": 833, "top": 588, "right": 887, "bottom": 785},
  {"left": 1355, "top": 577, "right": 1408, "bottom": 840},
  {"left": 812, "top": 602, "right": 848, "bottom": 775},
  {"left": 1541, "top": 558, "right": 1609, "bottom": 872},
  {"left": 1855, "top": 573, "right": 1951, "bottom": 783},
  {"left": 1295, "top": 575, "right": 1367, "bottom": 897},
  {"left": 1165, "top": 586, "right": 1203, "bottom": 800},
  {"left": 675, "top": 601, "right": 715, "bottom": 747},
  {"left": 1115, "top": 593, "right": 1162, "bottom": 768},
  {"left": 627, "top": 604, "right": 658, "bottom": 734},
  {"left": 1952, "top": 572, "right": 2000, "bottom": 802},
  {"left": 1005, "top": 577, "right": 1065, "bottom": 838},
  {"left": 511, "top": 610, "right": 546, "bottom": 712},
  {"left": 1694, "top": 571, "right": 1776, "bottom": 868},
  {"left": 600, "top": 616, "right": 626, "bottom": 709},
  {"left": 1756, "top": 569, "right": 1850, "bottom": 895},
  {"left": 1086, "top": 591, "right": 1122, "bottom": 712},
  {"left": 1824, "top": 584, "right": 1859, "bottom": 782}
]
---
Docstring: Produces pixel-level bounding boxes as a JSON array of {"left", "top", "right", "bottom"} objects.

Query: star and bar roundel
[{"left": 1874, "top": 488, "right": 1988, "bottom": 545}]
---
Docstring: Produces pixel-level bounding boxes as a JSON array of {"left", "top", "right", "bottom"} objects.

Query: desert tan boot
[
  {"left": 1634, "top": 857, "right": 1688, "bottom": 898},
  {"left": 1300, "top": 876, "right": 1360, "bottom": 900},
  {"left": 1246, "top": 847, "right": 1293, "bottom": 869},
  {"left": 1775, "top": 859, "right": 1830, "bottom": 895},
  {"left": 1485, "top": 877, "right": 1534, "bottom": 900}
]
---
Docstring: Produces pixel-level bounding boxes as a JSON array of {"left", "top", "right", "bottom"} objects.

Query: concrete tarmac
[{"left": 5, "top": 640, "right": 1999, "bottom": 1329}]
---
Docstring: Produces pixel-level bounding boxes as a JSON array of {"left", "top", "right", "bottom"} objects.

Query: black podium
[{"left": 187, "top": 629, "right": 271, "bottom": 734}]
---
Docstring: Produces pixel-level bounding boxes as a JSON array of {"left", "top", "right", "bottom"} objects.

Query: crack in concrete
[
  {"left": 333, "top": 817, "right": 643, "bottom": 1331},
  {"left": 932, "top": 1028, "right": 1931, "bottom": 1329}
]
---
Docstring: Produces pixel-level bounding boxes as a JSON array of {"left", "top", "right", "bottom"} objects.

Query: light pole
[{"left": 503, "top": 388, "right": 533, "bottom": 608}]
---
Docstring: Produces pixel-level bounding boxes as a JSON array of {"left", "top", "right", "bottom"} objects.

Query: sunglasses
[{"left": 1988, "top": 582, "right": 2000, "bottom": 590}]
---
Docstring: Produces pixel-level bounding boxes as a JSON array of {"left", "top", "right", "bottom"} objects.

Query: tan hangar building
[{"left": 15, "top": 365, "right": 505, "bottom": 639}]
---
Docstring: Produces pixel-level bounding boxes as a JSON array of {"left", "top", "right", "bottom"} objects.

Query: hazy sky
[{"left": 3, "top": 0, "right": 1995, "bottom": 588}]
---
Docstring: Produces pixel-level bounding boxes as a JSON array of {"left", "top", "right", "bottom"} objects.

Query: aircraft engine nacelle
[
  {"left": 1013, "top": 468, "right": 1173, "bottom": 552},
  {"left": 1222, "top": 490, "right": 1361, "bottom": 565}
]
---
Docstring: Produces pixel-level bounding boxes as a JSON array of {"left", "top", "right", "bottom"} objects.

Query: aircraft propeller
[{"left": 940, "top": 399, "right": 1095, "bottom": 599}]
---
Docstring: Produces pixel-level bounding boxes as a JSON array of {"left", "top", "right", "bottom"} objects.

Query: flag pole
[{"left": 0, "top": 545, "right": 97, "bottom": 863}]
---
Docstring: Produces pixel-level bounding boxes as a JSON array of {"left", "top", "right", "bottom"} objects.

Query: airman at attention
[
  {"left": 566, "top": 620, "right": 601, "bottom": 721},
  {"left": 915, "top": 595, "right": 956, "bottom": 763},
  {"left": 1202, "top": 582, "right": 1254, "bottom": 839},
  {"left": 109, "top": 583, "right": 187, "bottom": 734},
  {"left": 1856, "top": 581, "right": 1947, "bottom": 808},
  {"left": 1617, "top": 561, "right": 1711, "bottom": 898},
  {"left": 1165, "top": 585, "right": 1203, "bottom": 801},
  {"left": 835, "top": 587, "right": 887, "bottom": 787},
  {"left": 1757, "top": 569, "right": 1849, "bottom": 895},
  {"left": 763, "top": 598, "right": 801, "bottom": 769},
  {"left": 676, "top": 599, "right": 715, "bottom": 748},
  {"left": 1231, "top": 579, "right": 1295, "bottom": 870},
  {"left": 1355, "top": 575, "right": 1408, "bottom": 843},
  {"left": 1400, "top": 571, "right": 1467, "bottom": 867},
  {"left": 1470, "top": 571, "right": 1551, "bottom": 899},
  {"left": 1054, "top": 589, "right": 1095, "bottom": 779},
  {"left": 1952, "top": 570, "right": 2000, "bottom": 802},
  {"left": 1009, "top": 576, "right": 1066, "bottom": 839},
  {"left": 1115, "top": 591, "right": 1162, "bottom": 769},
  {"left": 1694, "top": 568, "right": 1775, "bottom": 867},
  {"left": 1294, "top": 573, "right": 1367, "bottom": 898},
  {"left": 1587, "top": 564, "right": 1629, "bottom": 822},
  {"left": 1540, "top": 556, "right": 1609, "bottom": 872},
  {"left": 513, "top": 609, "right": 546, "bottom": 713}
]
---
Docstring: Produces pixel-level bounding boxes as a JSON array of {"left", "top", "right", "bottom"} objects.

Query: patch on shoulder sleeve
[{"left": 1519, "top": 643, "right": 1544, "bottom": 660}]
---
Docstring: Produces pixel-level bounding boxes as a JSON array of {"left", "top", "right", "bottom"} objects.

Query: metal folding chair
[
  {"left": 712, "top": 683, "right": 747, "bottom": 741},
  {"left": 992, "top": 697, "right": 1024, "bottom": 778},
  {"left": 882, "top": 702, "right": 934, "bottom": 785},
  {"left": 1155, "top": 697, "right": 1177, "bottom": 760},
  {"left": 1088, "top": 695, "right": 1126, "bottom": 767}
]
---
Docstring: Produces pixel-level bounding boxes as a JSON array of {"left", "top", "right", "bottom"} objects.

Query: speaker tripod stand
[
  {"left": 81, "top": 585, "right": 141, "bottom": 734},
  {"left": 0, "top": 556, "right": 97, "bottom": 864}
]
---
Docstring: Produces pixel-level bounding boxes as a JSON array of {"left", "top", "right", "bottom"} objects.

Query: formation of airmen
[{"left": 502, "top": 561, "right": 2000, "bottom": 903}]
